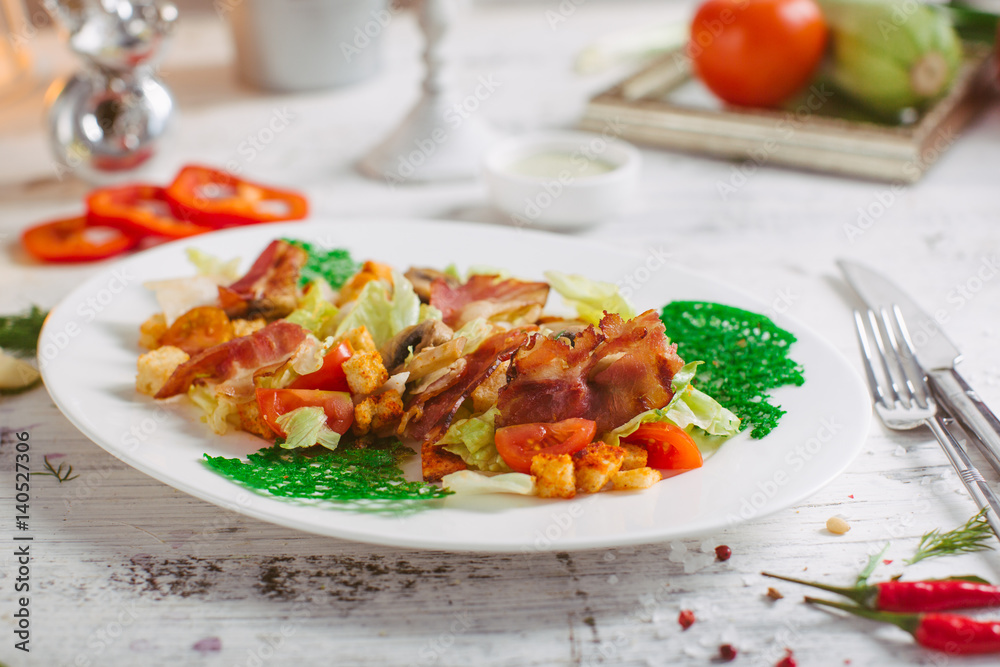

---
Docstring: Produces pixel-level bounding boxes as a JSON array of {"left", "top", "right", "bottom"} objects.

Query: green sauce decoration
[
  {"left": 660, "top": 301, "right": 805, "bottom": 438},
  {"left": 204, "top": 440, "right": 451, "bottom": 505}
]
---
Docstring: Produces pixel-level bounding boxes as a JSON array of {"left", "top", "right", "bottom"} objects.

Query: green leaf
[
  {"left": 275, "top": 406, "right": 342, "bottom": 451},
  {"left": 0, "top": 305, "right": 47, "bottom": 357},
  {"left": 438, "top": 406, "right": 511, "bottom": 472},
  {"left": 544, "top": 271, "right": 636, "bottom": 325},
  {"left": 856, "top": 543, "right": 890, "bottom": 587},
  {"left": 333, "top": 272, "right": 421, "bottom": 348}
]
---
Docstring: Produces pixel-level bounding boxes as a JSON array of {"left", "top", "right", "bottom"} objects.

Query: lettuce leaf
[
  {"left": 333, "top": 271, "right": 421, "bottom": 347},
  {"left": 185, "top": 248, "right": 241, "bottom": 282},
  {"left": 275, "top": 406, "right": 341, "bottom": 451},
  {"left": 603, "top": 362, "right": 740, "bottom": 451},
  {"left": 188, "top": 386, "right": 241, "bottom": 435},
  {"left": 438, "top": 406, "right": 511, "bottom": 472},
  {"left": 544, "top": 271, "right": 636, "bottom": 325},
  {"left": 451, "top": 317, "right": 494, "bottom": 354},
  {"left": 285, "top": 283, "right": 339, "bottom": 338},
  {"left": 441, "top": 470, "right": 535, "bottom": 495}
]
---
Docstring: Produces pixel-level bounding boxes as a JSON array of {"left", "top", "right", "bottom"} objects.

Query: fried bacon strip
[
  {"left": 430, "top": 275, "right": 549, "bottom": 329},
  {"left": 220, "top": 239, "right": 307, "bottom": 319},
  {"left": 497, "top": 311, "right": 685, "bottom": 434},
  {"left": 155, "top": 320, "right": 308, "bottom": 399},
  {"left": 402, "top": 328, "right": 531, "bottom": 442}
]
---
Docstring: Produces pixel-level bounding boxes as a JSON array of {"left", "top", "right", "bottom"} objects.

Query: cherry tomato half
[
  {"left": 289, "top": 340, "right": 353, "bottom": 391},
  {"left": 22, "top": 215, "right": 138, "bottom": 263},
  {"left": 255, "top": 388, "right": 354, "bottom": 438},
  {"left": 623, "top": 422, "right": 703, "bottom": 470},
  {"left": 689, "top": 0, "right": 827, "bottom": 108},
  {"left": 495, "top": 418, "right": 597, "bottom": 474}
]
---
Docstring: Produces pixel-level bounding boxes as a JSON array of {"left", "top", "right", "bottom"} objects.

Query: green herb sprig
[
  {"left": 0, "top": 305, "right": 47, "bottom": 356},
  {"left": 32, "top": 456, "right": 79, "bottom": 483},
  {"left": 906, "top": 508, "right": 995, "bottom": 565},
  {"left": 284, "top": 239, "right": 360, "bottom": 289}
]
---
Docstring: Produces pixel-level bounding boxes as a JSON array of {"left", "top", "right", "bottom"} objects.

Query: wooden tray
[{"left": 580, "top": 45, "right": 996, "bottom": 182}]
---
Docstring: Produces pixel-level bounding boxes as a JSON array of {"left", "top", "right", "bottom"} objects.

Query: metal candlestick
[
  {"left": 45, "top": 0, "right": 177, "bottom": 182},
  {"left": 358, "top": 0, "right": 495, "bottom": 184}
]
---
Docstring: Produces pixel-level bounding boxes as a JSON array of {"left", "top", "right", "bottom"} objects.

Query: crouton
[
  {"left": 336, "top": 261, "right": 395, "bottom": 306},
  {"left": 422, "top": 440, "right": 467, "bottom": 482},
  {"left": 340, "top": 326, "right": 378, "bottom": 355},
  {"left": 573, "top": 441, "right": 625, "bottom": 493},
  {"left": 238, "top": 399, "right": 275, "bottom": 439},
  {"left": 232, "top": 318, "right": 267, "bottom": 338},
  {"left": 139, "top": 313, "right": 167, "bottom": 350},
  {"left": 611, "top": 467, "right": 662, "bottom": 491},
  {"left": 352, "top": 397, "right": 376, "bottom": 436},
  {"left": 343, "top": 350, "right": 389, "bottom": 395},
  {"left": 371, "top": 390, "right": 404, "bottom": 436},
  {"left": 620, "top": 443, "right": 648, "bottom": 471},
  {"left": 471, "top": 360, "right": 509, "bottom": 414},
  {"left": 531, "top": 453, "right": 576, "bottom": 499},
  {"left": 136, "top": 345, "right": 189, "bottom": 396}
]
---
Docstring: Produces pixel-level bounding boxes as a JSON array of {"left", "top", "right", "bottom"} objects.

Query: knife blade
[{"left": 838, "top": 259, "right": 1000, "bottom": 475}]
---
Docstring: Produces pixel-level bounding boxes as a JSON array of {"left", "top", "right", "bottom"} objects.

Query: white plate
[{"left": 39, "top": 220, "right": 870, "bottom": 552}]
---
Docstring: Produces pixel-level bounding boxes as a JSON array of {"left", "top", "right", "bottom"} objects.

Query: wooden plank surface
[{"left": 2, "top": 2, "right": 1000, "bottom": 666}]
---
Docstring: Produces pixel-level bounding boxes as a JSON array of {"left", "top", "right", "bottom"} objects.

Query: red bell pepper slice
[
  {"left": 86, "top": 184, "right": 213, "bottom": 239},
  {"left": 22, "top": 215, "right": 138, "bottom": 263},
  {"left": 165, "top": 165, "right": 309, "bottom": 228}
]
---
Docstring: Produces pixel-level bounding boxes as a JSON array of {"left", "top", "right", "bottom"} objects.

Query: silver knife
[{"left": 838, "top": 260, "right": 1000, "bottom": 475}]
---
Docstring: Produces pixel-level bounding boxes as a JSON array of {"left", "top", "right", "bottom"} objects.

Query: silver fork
[{"left": 854, "top": 305, "right": 1000, "bottom": 541}]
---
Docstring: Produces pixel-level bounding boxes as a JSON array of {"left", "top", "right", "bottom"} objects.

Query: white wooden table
[{"left": 2, "top": 2, "right": 1000, "bottom": 665}]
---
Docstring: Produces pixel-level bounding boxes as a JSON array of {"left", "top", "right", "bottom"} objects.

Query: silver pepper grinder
[{"left": 45, "top": 0, "right": 178, "bottom": 182}]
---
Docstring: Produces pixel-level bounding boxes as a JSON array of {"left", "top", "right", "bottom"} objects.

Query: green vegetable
[
  {"left": 284, "top": 239, "right": 360, "bottom": 289},
  {"left": 0, "top": 305, "right": 47, "bottom": 356},
  {"left": 603, "top": 361, "right": 740, "bottom": 450},
  {"left": 451, "top": 318, "right": 495, "bottom": 355},
  {"left": 275, "top": 406, "right": 342, "bottom": 451},
  {"left": 333, "top": 272, "right": 421, "bottom": 347},
  {"left": 906, "top": 508, "right": 995, "bottom": 564},
  {"left": 544, "top": 271, "right": 636, "bottom": 325},
  {"left": 204, "top": 440, "right": 451, "bottom": 504},
  {"left": 819, "top": 0, "right": 963, "bottom": 119},
  {"left": 660, "top": 301, "right": 804, "bottom": 439},
  {"left": 188, "top": 385, "right": 240, "bottom": 435},
  {"left": 285, "top": 283, "right": 339, "bottom": 338},
  {"left": 186, "top": 248, "right": 241, "bottom": 282},
  {"left": 438, "top": 406, "right": 511, "bottom": 472}
]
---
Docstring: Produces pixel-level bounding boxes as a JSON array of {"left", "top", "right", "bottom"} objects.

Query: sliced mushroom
[
  {"left": 405, "top": 267, "right": 458, "bottom": 303},
  {"left": 378, "top": 319, "right": 454, "bottom": 373}
]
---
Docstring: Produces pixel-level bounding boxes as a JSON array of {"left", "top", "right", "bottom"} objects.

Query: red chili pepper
[
  {"left": 21, "top": 215, "right": 138, "bottom": 263},
  {"left": 763, "top": 572, "right": 1000, "bottom": 612},
  {"left": 775, "top": 648, "right": 797, "bottom": 667},
  {"left": 165, "top": 165, "right": 309, "bottom": 228},
  {"left": 87, "top": 184, "right": 213, "bottom": 239},
  {"left": 807, "top": 596, "right": 1000, "bottom": 655}
]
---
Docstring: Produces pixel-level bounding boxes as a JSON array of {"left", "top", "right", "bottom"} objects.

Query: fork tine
[
  {"left": 853, "top": 310, "right": 887, "bottom": 406},
  {"left": 866, "top": 309, "right": 902, "bottom": 405},
  {"left": 879, "top": 307, "right": 921, "bottom": 407},
  {"left": 891, "top": 305, "right": 932, "bottom": 405}
]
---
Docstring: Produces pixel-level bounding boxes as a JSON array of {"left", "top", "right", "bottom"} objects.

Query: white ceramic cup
[{"left": 228, "top": 0, "right": 391, "bottom": 92}]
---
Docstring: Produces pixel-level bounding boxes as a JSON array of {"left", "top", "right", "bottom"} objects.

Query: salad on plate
[{"left": 134, "top": 238, "right": 762, "bottom": 503}]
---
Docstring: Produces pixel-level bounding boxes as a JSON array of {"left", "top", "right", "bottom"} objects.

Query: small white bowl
[{"left": 483, "top": 131, "right": 641, "bottom": 228}]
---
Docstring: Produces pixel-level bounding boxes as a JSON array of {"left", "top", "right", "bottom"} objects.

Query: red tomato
[
  {"left": 288, "top": 341, "right": 353, "bottom": 391},
  {"left": 159, "top": 306, "right": 234, "bottom": 354},
  {"left": 495, "top": 418, "right": 597, "bottom": 474},
  {"left": 255, "top": 388, "right": 354, "bottom": 437},
  {"left": 689, "top": 0, "right": 827, "bottom": 108},
  {"left": 22, "top": 215, "right": 138, "bottom": 263},
  {"left": 623, "top": 423, "right": 703, "bottom": 470}
]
